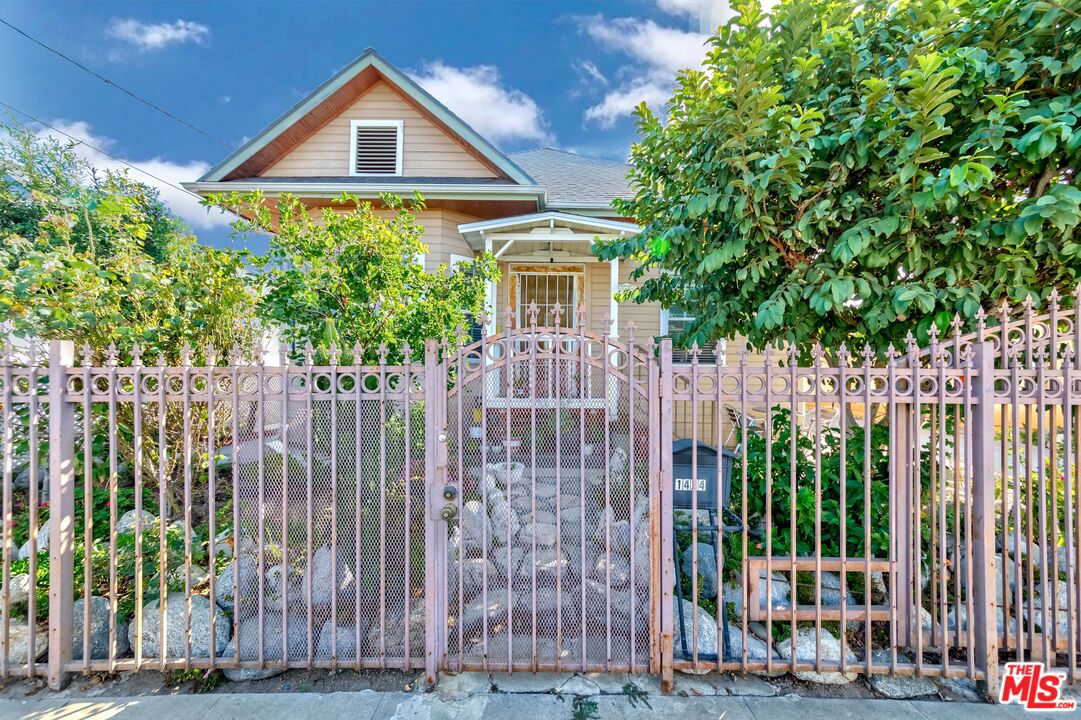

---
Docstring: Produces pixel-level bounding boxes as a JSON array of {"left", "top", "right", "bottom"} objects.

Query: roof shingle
[{"left": 508, "top": 148, "right": 632, "bottom": 208}]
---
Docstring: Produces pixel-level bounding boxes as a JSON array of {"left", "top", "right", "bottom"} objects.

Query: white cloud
[
  {"left": 410, "top": 62, "right": 552, "bottom": 145},
  {"left": 578, "top": 15, "right": 708, "bottom": 127},
  {"left": 41, "top": 120, "right": 231, "bottom": 231},
  {"left": 656, "top": 0, "right": 706, "bottom": 19},
  {"left": 575, "top": 60, "right": 608, "bottom": 86},
  {"left": 105, "top": 18, "right": 210, "bottom": 51}
]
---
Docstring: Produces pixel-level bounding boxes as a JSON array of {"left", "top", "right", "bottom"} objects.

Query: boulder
[
  {"left": 515, "top": 548, "right": 569, "bottom": 584},
  {"left": 819, "top": 572, "right": 856, "bottom": 607},
  {"left": 487, "top": 462, "right": 525, "bottom": 490},
  {"left": 868, "top": 650, "right": 937, "bottom": 698},
  {"left": 594, "top": 554, "right": 631, "bottom": 588},
  {"left": 488, "top": 498, "right": 521, "bottom": 542},
  {"left": 128, "top": 593, "right": 231, "bottom": 659},
  {"left": 221, "top": 611, "right": 310, "bottom": 682},
  {"left": 681, "top": 543, "right": 718, "bottom": 599},
  {"left": 448, "top": 557, "right": 498, "bottom": 599},
  {"left": 672, "top": 599, "right": 718, "bottom": 675},
  {"left": 3, "top": 573, "right": 30, "bottom": 606},
  {"left": 459, "top": 597, "right": 509, "bottom": 634},
  {"left": 775, "top": 626, "right": 858, "bottom": 684},
  {"left": 0, "top": 618, "right": 46, "bottom": 664},
  {"left": 316, "top": 622, "right": 367, "bottom": 663},
  {"left": 516, "top": 522, "right": 558, "bottom": 550},
  {"left": 215, "top": 555, "right": 259, "bottom": 616},
  {"left": 116, "top": 509, "right": 156, "bottom": 535},
  {"left": 725, "top": 622, "right": 784, "bottom": 677},
  {"left": 460, "top": 501, "right": 492, "bottom": 550},
  {"left": 17, "top": 526, "right": 49, "bottom": 561},
  {"left": 306, "top": 546, "right": 356, "bottom": 607},
  {"left": 72, "top": 596, "right": 130, "bottom": 661}
]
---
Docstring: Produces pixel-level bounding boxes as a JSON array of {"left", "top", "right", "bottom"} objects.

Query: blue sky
[{"left": 1, "top": 0, "right": 726, "bottom": 250}]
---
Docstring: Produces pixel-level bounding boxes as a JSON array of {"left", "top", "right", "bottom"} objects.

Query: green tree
[
  {"left": 210, "top": 191, "right": 499, "bottom": 363},
  {"left": 0, "top": 121, "right": 258, "bottom": 359},
  {"left": 598, "top": 0, "right": 1081, "bottom": 353}
]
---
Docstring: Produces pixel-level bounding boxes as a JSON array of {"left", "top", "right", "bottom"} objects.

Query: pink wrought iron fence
[{"left": 0, "top": 295, "right": 1079, "bottom": 699}]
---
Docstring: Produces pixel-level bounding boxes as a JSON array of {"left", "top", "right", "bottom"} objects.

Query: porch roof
[{"left": 457, "top": 211, "right": 639, "bottom": 255}]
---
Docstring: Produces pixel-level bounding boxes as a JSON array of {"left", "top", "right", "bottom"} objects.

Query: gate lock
[
  {"left": 442, "top": 485, "right": 458, "bottom": 501},
  {"left": 439, "top": 504, "right": 457, "bottom": 520}
]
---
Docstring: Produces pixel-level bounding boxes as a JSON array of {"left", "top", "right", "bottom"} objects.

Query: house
[{"left": 184, "top": 48, "right": 688, "bottom": 343}]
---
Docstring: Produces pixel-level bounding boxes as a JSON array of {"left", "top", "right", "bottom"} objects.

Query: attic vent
[{"left": 350, "top": 120, "right": 402, "bottom": 176}]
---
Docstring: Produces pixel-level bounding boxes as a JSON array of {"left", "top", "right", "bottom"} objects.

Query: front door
[{"left": 509, "top": 265, "right": 586, "bottom": 328}]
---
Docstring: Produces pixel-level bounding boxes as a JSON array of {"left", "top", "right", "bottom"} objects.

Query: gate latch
[
  {"left": 439, "top": 504, "right": 457, "bottom": 520},
  {"left": 442, "top": 485, "right": 458, "bottom": 501}
]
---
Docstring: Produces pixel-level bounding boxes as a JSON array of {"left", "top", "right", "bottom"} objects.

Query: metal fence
[{"left": 0, "top": 297, "right": 1078, "bottom": 699}]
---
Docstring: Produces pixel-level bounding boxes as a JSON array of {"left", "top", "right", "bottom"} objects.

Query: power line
[
  {"left": 0, "top": 100, "right": 209, "bottom": 205},
  {"left": 0, "top": 17, "right": 231, "bottom": 148}
]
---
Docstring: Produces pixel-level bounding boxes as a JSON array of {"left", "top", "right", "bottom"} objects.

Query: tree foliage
[
  {"left": 211, "top": 191, "right": 498, "bottom": 364},
  {"left": 598, "top": 0, "right": 1081, "bottom": 353},
  {"left": 0, "top": 121, "right": 258, "bottom": 360}
]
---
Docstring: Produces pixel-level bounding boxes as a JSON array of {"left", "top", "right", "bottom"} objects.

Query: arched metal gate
[{"left": 423, "top": 310, "right": 657, "bottom": 677}]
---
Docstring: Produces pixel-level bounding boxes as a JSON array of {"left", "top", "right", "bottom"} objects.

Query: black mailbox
[{"left": 671, "top": 440, "right": 736, "bottom": 511}]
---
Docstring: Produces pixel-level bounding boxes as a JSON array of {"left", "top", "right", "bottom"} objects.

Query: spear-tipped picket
[
  {"left": 690, "top": 340, "right": 701, "bottom": 363},
  {"left": 576, "top": 303, "right": 588, "bottom": 328},
  {"left": 478, "top": 312, "right": 490, "bottom": 338},
  {"left": 328, "top": 342, "right": 341, "bottom": 366},
  {"left": 601, "top": 311, "right": 612, "bottom": 339},
  {"left": 302, "top": 340, "right": 314, "bottom": 366},
  {"left": 228, "top": 343, "right": 243, "bottom": 365},
  {"left": 105, "top": 342, "right": 119, "bottom": 367},
  {"left": 552, "top": 302, "right": 564, "bottom": 329},
  {"left": 1007, "top": 342, "right": 1022, "bottom": 368},
  {"left": 787, "top": 344, "right": 800, "bottom": 366},
  {"left": 837, "top": 342, "right": 850, "bottom": 368},
  {"left": 527, "top": 300, "right": 539, "bottom": 329},
  {"left": 810, "top": 341, "right": 826, "bottom": 365},
  {"left": 377, "top": 343, "right": 388, "bottom": 364},
  {"left": 205, "top": 343, "right": 217, "bottom": 367},
  {"left": 179, "top": 343, "right": 193, "bottom": 367},
  {"left": 402, "top": 341, "right": 413, "bottom": 364},
  {"left": 626, "top": 320, "right": 637, "bottom": 344},
  {"left": 352, "top": 343, "right": 364, "bottom": 366},
  {"left": 131, "top": 342, "right": 143, "bottom": 367},
  {"left": 1063, "top": 344, "right": 1076, "bottom": 369},
  {"left": 80, "top": 343, "right": 94, "bottom": 367},
  {"left": 904, "top": 331, "right": 919, "bottom": 358}
]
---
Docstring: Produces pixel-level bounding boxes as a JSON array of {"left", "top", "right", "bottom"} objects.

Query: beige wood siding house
[{"left": 185, "top": 47, "right": 676, "bottom": 344}]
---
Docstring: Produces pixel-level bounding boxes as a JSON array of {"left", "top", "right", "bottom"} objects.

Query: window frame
[{"left": 349, "top": 119, "right": 403, "bottom": 177}]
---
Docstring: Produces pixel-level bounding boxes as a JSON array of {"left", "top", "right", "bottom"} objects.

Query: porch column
[
  {"left": 484, "top": 232, "right": 496, "bottom": 335},
  {"left": 609, "top": 258, "right": 619, "bottom": 336}
]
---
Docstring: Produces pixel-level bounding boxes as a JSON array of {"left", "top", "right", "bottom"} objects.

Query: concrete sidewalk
[{"left": 0, "top": 690, "right": 1037, "bottom": 720}]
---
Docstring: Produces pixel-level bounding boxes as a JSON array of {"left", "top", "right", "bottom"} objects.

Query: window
[
  {"left": 662, "top": 305, "right": 718, "bottom": 363},
  {"left": 350, "top": 120, "right": 403, "bottom": 176}
]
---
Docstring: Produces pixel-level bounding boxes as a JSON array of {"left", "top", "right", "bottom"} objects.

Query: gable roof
[
  {"left": 199, "top": 48, "right": 535, "bottom": 185},
  {"left": 508, "top": 148, "right": 632, "bottom": 209}
]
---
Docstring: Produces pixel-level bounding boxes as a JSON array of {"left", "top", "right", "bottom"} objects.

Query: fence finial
[
  {"left": 837, "top": 342, "right": 850, "bottom": 368},
  {"left": 1049, "top": 286, "right": 1061, "bottom": 311},
  {"left": 576, "top": 303, "right": 588, "bottom": 328},
  {"left": 527, "top": 300, "right": 539, "bottom": 329},
  {"left": 861, "top": 343, "right": 875, "bottom": 366},
  {"left": 352, "top": 342, "right": 364, "bottom": 365},
  {"left": 131, "top": 342, "right": 143, "bottom": 367},
  {"left": 179, "top": 343, "right": 193, "bottom": 367},
  {"left": 105, "top": 342, "right": 119, "bottom": 367},
  {"left": 1063, "top": 344, "right": 1076, "bottom": 367},
  {"left": 1073, "top": 282, "right": 1081, "bottom": 304},
  {"left": 928, "top": 321, "right": 940, "bottom": 344},
  {"left": 1007, "top": 342, "right": 1022, "bottom": 367},
  {"left": 625, "top": 320, "right": 637, "bottom": 343},
  {"left": 691, "top": 339, "right": 701, "bottom": 363},
  {"left": 402, "top": 341, "right": 413, "bottom": 364},
  {"left": 904, "top": 331, "right": 919, "bottom": 357},
  {"left": 80, "top": 343, "right": 93, "bottom": 367},
  {"left": 228, "top": 343, "right": 242, "bottom": 365},
  {"left": 328, "top": 342, "right": 340, "bottom": 366},
  {"left": 810, "top": 341, "right": 825, "bottom": 364},
  {"left": 478, "top": 312, "right": 490, "bottom": 337},
  {"left": 1022, "top": 293, "right": 1035, "bottom": 314},
  {"left": 302, "top": 339, "right": 314, "bottom": 366},
  {"left": 974, "top": 306, "right": 987, "bottom": 336},
  {"left": 951, "top": 313, "right": 964, "bottom": 338},
  {"left": 503, "top": 305, "right": 515, "bottom": 330},
  {"left": 885, "top": 343, "right": 900, "bottom": 364},
  {"left": 552, "top": 303, "right": 563, "bottom": 329},
  {"left": 205, "top": 343, "right": 217, "bottom": 367},
  {"left": 377, "top": 343, "right": 388, "bottom": 364},
  {"left": 602, "top": 311, "right": 613, "bottom": 338}
]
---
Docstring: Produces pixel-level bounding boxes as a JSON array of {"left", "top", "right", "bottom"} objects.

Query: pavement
[
  {"left": 0, "top": 671, "right": 1050, "bottom": 720},
  {"left": 0, "top": 690, "right": 1044, "bottom": 720}
]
